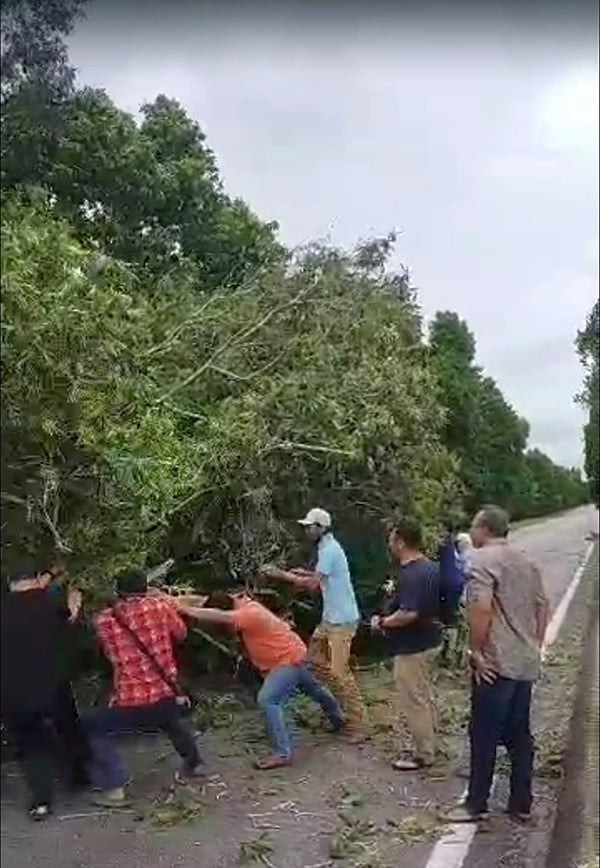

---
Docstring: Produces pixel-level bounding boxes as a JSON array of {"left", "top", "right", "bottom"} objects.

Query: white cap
[{"left": 297, "top": 507, "right": 332, "bottom": 528}]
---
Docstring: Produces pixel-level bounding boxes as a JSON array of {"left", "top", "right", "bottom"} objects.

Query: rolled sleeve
[{"left": 232, "top": 605, "right": 260, "bottom": 632}]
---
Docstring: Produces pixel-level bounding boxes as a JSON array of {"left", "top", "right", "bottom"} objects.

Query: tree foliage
[
  {"left": 576, "top": 301, "right": 599, "bottom": 507},
  {"left": 1, "top": 198, "right": 461, "bottom": 597},
  {"left": 0, "top": 2, "right": 589, "bottom": 606},
  {"left": 429, "top": 311, "right": 587, "bottom": 520}
]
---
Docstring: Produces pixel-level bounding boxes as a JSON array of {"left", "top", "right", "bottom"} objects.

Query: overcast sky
[{"left": 69, "top": 1, "right": 599, "bottom": 469}]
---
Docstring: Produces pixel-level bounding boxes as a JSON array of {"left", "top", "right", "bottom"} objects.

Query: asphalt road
[{"left": 1, "top": 505, "right": 597, "bottom": 868}]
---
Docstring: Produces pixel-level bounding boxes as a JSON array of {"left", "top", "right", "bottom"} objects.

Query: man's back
[
  {"left": 95, "top": 595, "right": 187, "bottom": 707},
  {"left": 232, "top": 600, "right": 307, "bottom": 674},
  {"left": 468, "top": 541, "right": 547, "bottom": 681},
  {"left": 1, "top": 589, "right": 71, "bottom": 713}
]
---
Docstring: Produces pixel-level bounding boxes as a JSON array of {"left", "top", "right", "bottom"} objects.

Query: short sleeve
[
  {"left": 466, "top": 552, "right": 496, "bottom": 605},
  {"left": 231, "top": 604, "right": 261, "bottom": 632},
  {"left": 391, "top": 574, "right": 421, "bottom": 614},
  {"left": 316, "top": 545, "right": 336, "bottom": 580}
]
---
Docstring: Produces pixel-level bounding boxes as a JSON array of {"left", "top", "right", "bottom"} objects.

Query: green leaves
[
  {"left": 1, "top": 202, "right": 457, "bottom": 590},
  {"left": 3, "top": 81, "right": 283, "bottom": 292},
  {"left": 429, "top": 310, "right": 588, "bottom": 521},
  {"left": 576, "top": 302, "right": 599, "bottom": 506},
  {"left": 0, "top": 7, "right": 589, "bottom": 600}
]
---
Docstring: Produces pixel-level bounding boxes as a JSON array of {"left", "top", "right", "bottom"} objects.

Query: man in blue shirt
[
  {"left": 372, "top": 517, "right": 442, "bottom": 770},
  {"left": 264, "top": 508, "right": 367, "bottom": 740}
]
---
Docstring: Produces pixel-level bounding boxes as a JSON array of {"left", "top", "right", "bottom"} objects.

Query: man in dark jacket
[{"left": 1, "top": 563, "right": 89, "bottom": 820}]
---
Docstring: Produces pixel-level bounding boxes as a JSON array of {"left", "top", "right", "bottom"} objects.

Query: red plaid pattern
[{"left": 95, "top": 596, "right": 187, "bottom": 707}]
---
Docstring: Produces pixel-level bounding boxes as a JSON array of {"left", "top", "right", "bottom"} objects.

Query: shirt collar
[{"left": 318, "top": 532, "right": 333, "bottom": 549}]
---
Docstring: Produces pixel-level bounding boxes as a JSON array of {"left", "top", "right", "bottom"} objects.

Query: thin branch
[
  {"left": 166, "top": 484, "right": 221, "bottom": 518},
  {"left": 190, "top": 627, "right": 238, "bottom": 660},
  {"left": 39, "top": 501, "right": 73, "bottom": 553},
  {"left": 0, "top": 492, "right": 29, "bottom": 506},
  {"left": 261, "top": 441, "right": 354, "bottom": 458},
  {"left": 156, "top": 285, "right": 313, "bottom": 404},
  {"left": 144, "top": 266, "right": 274, "bottom": 359},
  {"left": 162, "top": 403, "right": 207, "bottom": 422},
  {"left": 210, "top": 343, "right": 294, "bottom": 383},
  {"left": 143, "top": 293, "right": 224, "bottom": 359}
]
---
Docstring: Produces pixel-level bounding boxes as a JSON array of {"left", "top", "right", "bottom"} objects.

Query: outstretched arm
[
  {"left": 262, "top": 566, "right": 321, "bottom": 593},
  {"left": 175, "top": 602, "right": 236, "bottom": 627}
]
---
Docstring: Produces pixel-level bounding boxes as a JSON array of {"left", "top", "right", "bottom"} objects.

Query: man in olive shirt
[{"left": 445, "top": 505, "right": 549, "bottom": 823}]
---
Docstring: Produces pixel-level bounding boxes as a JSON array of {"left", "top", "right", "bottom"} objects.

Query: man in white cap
[{"left": 263, "top": 507, "right": 367, "bottom": 740}]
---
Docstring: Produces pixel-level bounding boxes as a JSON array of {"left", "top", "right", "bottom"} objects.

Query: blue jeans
[
  {"left": 467, "top": 677, "right": 534, "bottom": 814},
  {"left": 257, "top": 660, "right": 344, "bottom": 758},
  {"left": 82, "top": 699, "right": 201, "bottom": 790}
]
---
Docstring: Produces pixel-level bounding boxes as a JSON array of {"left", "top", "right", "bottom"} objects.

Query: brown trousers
[
  {"left": 308, "top": 622, "right": 366, "bottom": 731},
  {"left": 393, "top": 649, "right": 438, "bottom": 764}
]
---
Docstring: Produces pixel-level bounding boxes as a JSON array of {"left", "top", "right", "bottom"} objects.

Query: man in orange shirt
[{"left": 176, "top": 592, "right": 345, "bottom": 770}]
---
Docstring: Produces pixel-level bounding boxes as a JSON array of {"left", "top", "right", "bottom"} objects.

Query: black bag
[{"left": 110, "top": 606, "right": 198, "bottom": 717}]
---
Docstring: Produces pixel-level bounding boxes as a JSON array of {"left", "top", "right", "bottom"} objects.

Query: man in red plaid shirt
[{"left": 83, "top": 570, "right": 204, "bottom": 808}]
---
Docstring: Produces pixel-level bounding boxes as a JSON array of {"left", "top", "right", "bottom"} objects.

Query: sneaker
[
  {"left": 326, "top": 719, "right": 369, "bottom": 744},
  {"left": 175, "top": 764, "right": 207, "bottom": 784},
  {"left": 253, "top": 754, "right": 292, "bottom": 771},
  {"left": 441, "top": 805, "right": 487, "bottom": 823},
  {"left": 91, "top": 787, "right": 130, "bottom": 809},
  {"left": 505, "top": 808, "right": 532, "bottom": 824},
  {"left": 28, "top": 804, "right": 51, "bottom": 822},
  {"left": 392, "top": 757, "right": 434, "bottom": 772}
]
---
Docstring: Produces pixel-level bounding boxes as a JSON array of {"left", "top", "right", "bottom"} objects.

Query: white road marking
[{"left": 423, "top": 539, "right": 597, "bottom": 868}]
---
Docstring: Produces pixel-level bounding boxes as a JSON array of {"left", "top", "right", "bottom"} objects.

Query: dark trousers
[
  {"left": 3, "top": 683, "right": 90, "bottom": 808},
  {"left": 82, "top": 699, "right": 201, "bottom": 791},
  {"left": 467, "top": 676, "right": 534, "bottom": 814}
]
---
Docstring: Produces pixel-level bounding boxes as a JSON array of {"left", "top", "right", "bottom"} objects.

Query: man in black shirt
[
  {"left": 1, "top": 563, "right": 89, "bottom": 820},
  {"left": 372, "top": 518, "right": 442, "bottom": 771}
]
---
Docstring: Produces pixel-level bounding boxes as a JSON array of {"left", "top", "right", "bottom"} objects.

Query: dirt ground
[{"left": 1, "top": 507, "right": 597, "bottom": 868}]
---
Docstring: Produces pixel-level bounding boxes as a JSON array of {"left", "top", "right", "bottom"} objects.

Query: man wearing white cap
[{"left": 263, "top": 507, "right": 367, "bottom": 739}]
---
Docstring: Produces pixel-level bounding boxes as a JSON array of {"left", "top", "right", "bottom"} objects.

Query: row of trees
[
  {"left": 576, "top": 301, "right": 599, "bottom": 508},
  {"left": 0, "top": 1, "right": 590, "bottom": 607}
]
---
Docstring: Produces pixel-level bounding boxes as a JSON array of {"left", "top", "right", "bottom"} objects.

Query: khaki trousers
[
  {"left": 308, "top": 622, "right": 366, "bottom": 731},
  {"left": 393, "top": 649, "right": 438, "bottom": 764}
]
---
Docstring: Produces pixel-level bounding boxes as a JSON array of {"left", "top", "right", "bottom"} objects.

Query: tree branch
[
  {"left": 155, "top": 285, "right": 312, "bottom": 404},
  {"left": 261, "top": 441, "right": 354, "bottom": 458},
  {"left": 210, "top": 342, "right": 295, "bottom": 383}
]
